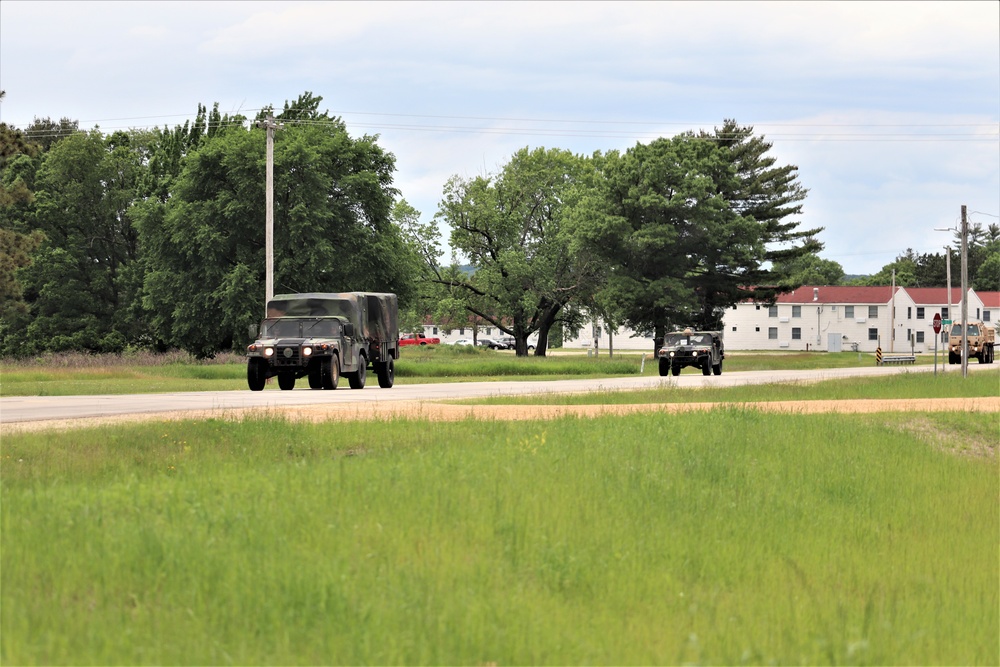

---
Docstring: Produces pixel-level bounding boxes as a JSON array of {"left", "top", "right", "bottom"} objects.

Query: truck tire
[
  {"left": 377, "top": 358, "right": 395, "bottom": 388},
  {"left": 702, "top": 358, "right": 711, "bottom": 376},
  {"left": 247, "top": 358, "right": 267, "bottom": 391},
  {"left": 278, "top": 373, "right": 296, "bottom": 391},
  {"left": 671, "top": 364, "right": 681, "bottom": 376},
  {"left": 658, "top": 357, "right": 669, "bottom": 377},
  {"left": 308, "top": 362, "right": 322, "bottom": 389},
  {"left": 322, "top": 355, "right": 339, "bottom": 390},
  {"left": 348, "top": 355, "right": 367, "bottom": 389},
  {"left": 713, "top": 359, "right": 722, "bottom": 375}
]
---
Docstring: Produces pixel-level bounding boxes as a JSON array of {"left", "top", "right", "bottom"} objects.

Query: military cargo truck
[
  {"left": 948, "top": 320, "right": 995, "bottom": 365},
  {"left": 657, "top": 328, "right": 725, "bottom": 376},
  {"left": 246, "top": 292, "right": 399, "bottom": 391}
]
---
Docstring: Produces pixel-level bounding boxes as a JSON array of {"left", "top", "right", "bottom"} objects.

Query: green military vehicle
[
  {"left": 658, "top": 328, "right": 725, "bottom": 377},
  {"left": 246, "top": 292, "right": 399, "bottom": 391}
]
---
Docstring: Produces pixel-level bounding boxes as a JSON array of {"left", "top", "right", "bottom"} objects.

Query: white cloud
[{"left": 1, "top": 1, "right": 996, "bottom": 275}]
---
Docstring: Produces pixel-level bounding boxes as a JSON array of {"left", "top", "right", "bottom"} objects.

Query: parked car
[
  {"left": 451, "top": 338, "right": 474, "bottom": 346},
  {"left": 494, "top": 336, "right": 515, "bottom": 349},
  {"left": 399, "top": 333, "right": 440, "bottom": 346},
  {"left": 477, "top": 338, "right": 505, "bottom": 349}
]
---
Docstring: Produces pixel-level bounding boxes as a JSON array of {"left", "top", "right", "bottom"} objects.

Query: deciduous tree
[{"left": 434, "top": 147, "right": 595, "bottom": 356}]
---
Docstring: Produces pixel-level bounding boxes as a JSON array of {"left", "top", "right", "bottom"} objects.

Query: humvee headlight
[
  {"left": 264, "top": 347, "right": 275, "bottom": 357},
  {"left": 668, "top": 351, "right": 675, "bottom": 358},
  {"left": 302, "top": 346, "right": 313, "bottom": 356}
]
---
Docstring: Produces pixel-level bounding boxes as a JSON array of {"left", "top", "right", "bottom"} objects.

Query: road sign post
[{"left": 933, "top": 313, "right": 942, "bottom": 376}]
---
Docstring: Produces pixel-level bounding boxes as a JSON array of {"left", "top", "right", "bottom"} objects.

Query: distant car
[
  {"left": 452, "top": 338, "right": 474, "bottom": 346},
  {"left": 399, "top": 333, "right": 440, "bottom": 346},
  {"left": 495, "top": 336, "right": 515, "bottom": 349},
  {"left": 477, "top": 338, "right": 504, "bottom": 349}
]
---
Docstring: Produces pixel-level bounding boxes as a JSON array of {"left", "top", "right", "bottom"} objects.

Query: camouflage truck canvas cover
[{"left": 268, "top": 293, "right": 398, "bottom": 344}]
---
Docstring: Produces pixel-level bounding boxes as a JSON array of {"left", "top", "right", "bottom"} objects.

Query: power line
[
  {"left": 15, "top": 118, "right": 1000, "bottom": 143},
  {"left": 7, "top": 109, "right": 999, "bottom": 143}
]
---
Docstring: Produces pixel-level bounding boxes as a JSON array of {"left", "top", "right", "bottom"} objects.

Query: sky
[{"left": 1, "top": 1, "right": 998, "bottom": 275}]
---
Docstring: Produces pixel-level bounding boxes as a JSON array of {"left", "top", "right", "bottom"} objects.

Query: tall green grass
[{"left": 3, "top": 411, "right": 996, "bottom": 664}]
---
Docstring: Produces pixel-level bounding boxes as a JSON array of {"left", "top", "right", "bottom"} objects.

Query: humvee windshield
[
  {"left": 261, "top": 318, "right": 341, "bottom": 338},
  {"left": 664, "top": 333, "right": 707, "bottom": 346},
  {"left": 950, "top": 324, "right": 980, "bottom": 336}
]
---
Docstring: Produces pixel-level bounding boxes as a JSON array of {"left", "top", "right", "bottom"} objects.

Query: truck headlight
[
  {"left": 302, "top": 346, "right": 312, "bottom": 356},
  {"left": 264, "top": 347, "right": 275, "bottom": 357}
]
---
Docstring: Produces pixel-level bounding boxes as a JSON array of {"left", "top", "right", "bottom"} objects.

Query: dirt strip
[{"left": 3, "top": 397, "right": 998, "bottom": 434}]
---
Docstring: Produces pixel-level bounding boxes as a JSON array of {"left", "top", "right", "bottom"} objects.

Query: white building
[
  {"left": 562, "top": 285, "right": 992, "bottom": 354},
  {"left": 724, "top": 286, "right": 984, "bottom": 353}
]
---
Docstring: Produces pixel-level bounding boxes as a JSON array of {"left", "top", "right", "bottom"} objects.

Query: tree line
[{"left": 2, "top": 91, "right": 996, "bottom": 358}]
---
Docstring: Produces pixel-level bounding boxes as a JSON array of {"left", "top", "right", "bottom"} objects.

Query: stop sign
[{"left": 933, "top": 312, "right": 942, "bottom": 334}]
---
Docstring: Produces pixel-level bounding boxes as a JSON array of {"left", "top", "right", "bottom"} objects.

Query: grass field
[
  {"left": 2, "top": 354, "right": 997, "bottom": 664},
  {"left": 0, "top": 347, "right": 950, "bottom": 397},
  {"left": 3, "top": 376, "right": 999, "bottom": 664}
]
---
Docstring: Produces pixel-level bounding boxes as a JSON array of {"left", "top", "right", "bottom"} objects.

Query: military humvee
[
  {"left": 246, "top": 292, "right": 399, "bottom": 391},
  {"left": 657, "top": 328, "right": 724, "bottom": 376}
]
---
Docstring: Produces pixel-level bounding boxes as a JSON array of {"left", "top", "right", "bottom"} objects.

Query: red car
[{"left": 399, "top": 333, "right": 440, "bottom": 346}]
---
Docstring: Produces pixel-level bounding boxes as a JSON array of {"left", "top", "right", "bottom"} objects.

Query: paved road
[{"left": 1, "top": 363, "right": 985, "bottom": 425}]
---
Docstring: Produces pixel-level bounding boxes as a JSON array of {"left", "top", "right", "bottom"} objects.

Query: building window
[
  {"left": 941, "top": 307, "right": 949, "bottom": 319},
  {"left": 755, "top": 304, "right": 761, "bottom": 310},
  {"left": 916, "top": 331, "right": 925, "bottom": 343},
  {"left": 755, "top": 326, "right": 760, "bottom": 332},
  {"left": 845, "top": 305, "right": 855, "bottom": 318},
  {"left": 907, "top": 307, "right": 911, "bottom": 319},
  {"left": 768, "top": 305, "right": 778, "bottom": 318},
  {"left": 768, "top": 327, "right": 777, "bottom": 340},
  {"left": 985, "top": 311, "right": 992, "bottom": 322},
  {"left": 869, "top": 305, "right": 878, "bottom": 318},
  {"left": 433, "top": 327, "right": 439, "bottom": 335},
  {"left": 830, "top": 305, "right": 838, "bottom": 312},
  {"left": 868, "top": 328, "right": 878, "bottom": 341},
  {"left": 792, "top": 305, "right": 801, "bottom": 318},
  {"left": 732, "top": 326, "right": 737, "bottom": 332},
  {"left": 791, "top": 327, "right": 801, "bottom": 340},
  {"left": 916, "top": 307, "right": 924, "bottom": 319}
]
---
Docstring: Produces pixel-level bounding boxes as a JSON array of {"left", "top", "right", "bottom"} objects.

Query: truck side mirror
[
  {"left": 248, "top": 324, "right": 258, "bottom": 340},
  {"left": 343, "top": 322, "right": 355, "bottom": 338}
]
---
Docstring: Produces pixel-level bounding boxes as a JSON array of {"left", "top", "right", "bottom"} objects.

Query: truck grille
[{"left": 274, "top": 345, "right": 301, "bottom": 366}]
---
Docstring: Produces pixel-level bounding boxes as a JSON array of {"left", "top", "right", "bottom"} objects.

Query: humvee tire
[
  {"left": 247, "top": 358, "right": 267, "bottom": 391},
  {"left": 377, "top": 358, "right": 395, "bottom": 388},
  {"left": 308, "top": 362, "right": 322, "bottom": 389},
  {"left": 322, "top": 355, "right": 339, "bottom": 390},
  {"left": 278, "top": 373, "right": 296, "bottom": 391},
  {"left": 348, "top": 355, "right": 367, "bottom": 389}
]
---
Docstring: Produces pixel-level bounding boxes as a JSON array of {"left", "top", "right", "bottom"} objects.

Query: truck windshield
[
  {"left": 261, "top": 318, "right": 340, "bottom": 338},
  {"left": 951, "top": 324, "right": 980, "bottom": 336},
  {"left": 664, "top": 333, "right": 706, "bottom": 346}
]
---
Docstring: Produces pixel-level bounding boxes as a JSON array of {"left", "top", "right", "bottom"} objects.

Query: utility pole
[
  {"left": 960, "top": 204, "right": 969, "bottom": 378},
  {"left": 255, "top": 114, "right": 282, "bottom": 314},
  {"left": 890, "top": 268, "right": 896, "bottom": 352},
  {"left": 944, "top": 246, "right": 951, "bottom": 373}
]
